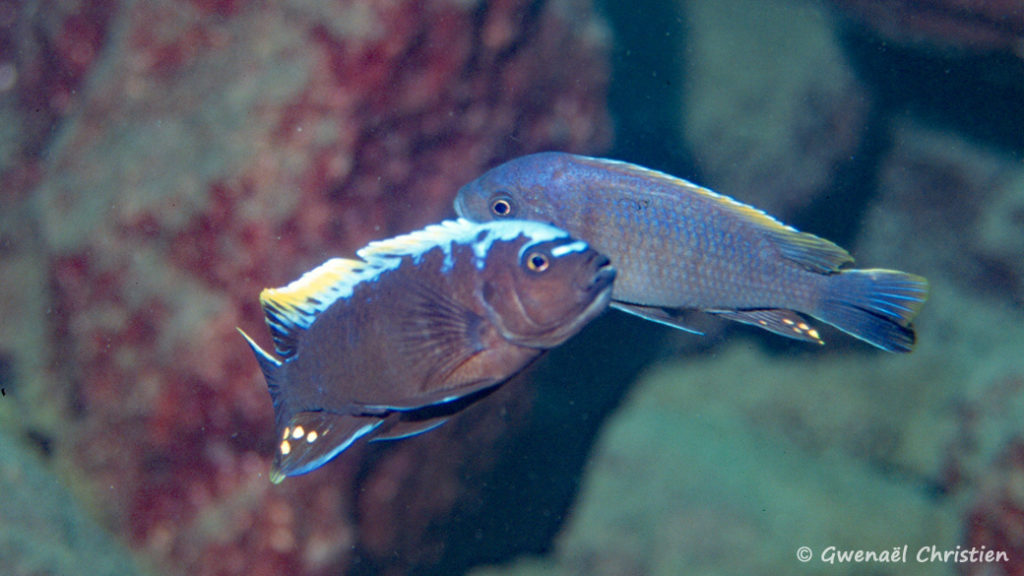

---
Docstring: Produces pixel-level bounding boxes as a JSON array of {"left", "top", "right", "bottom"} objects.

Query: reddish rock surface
[
  {"left": 856, "top": 119, "right": 1024, "bottom": 576},
  {"left": 4, "top": 0, "right": 612, "bottom": 574},
  {"left": 0, "top": 0, "right": 115, "bottom": 199},
  {"left": 828, "top": 0, "right": 1024, "bottom": 54},
  {"left": 962, "top": 439, "right": 1024, "bottom": 576}
]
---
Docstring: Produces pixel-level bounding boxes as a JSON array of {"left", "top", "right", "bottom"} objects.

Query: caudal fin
[{"left": 815, "top": 269, "right": 928, "bottom": 352}]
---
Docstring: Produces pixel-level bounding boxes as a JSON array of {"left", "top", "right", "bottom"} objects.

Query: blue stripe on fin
[
  {"left": 370, "top": 414, "right": 449, "bottom": 442},
  {"left": 611, "top": 302, "right": 704, "bottom": 335},
  {"left": 815, "top": 269, "right": 929, "bottom": 352},
  {"left": 271, "top": 411, "right": 382, "bottom": 483}
]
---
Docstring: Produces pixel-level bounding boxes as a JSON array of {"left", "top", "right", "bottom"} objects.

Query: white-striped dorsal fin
[
  {"left": 259, "top": 219, "right": 573, "bottom": 359},
  {"left": 580, "top": 155, "right": 854, "bottom": 273},
  {"left": 357, "top": 218, "right": 570, "bottom": 269},
  {"left": 259, "top": 258, "right": 381, "bottom": 359},
  {"left": 357, "top": 219, "right": 482, "bottom": 264}
]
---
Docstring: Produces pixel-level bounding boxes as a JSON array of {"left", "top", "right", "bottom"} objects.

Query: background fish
[
  {"left": 455, "top": 152, "right": 928, "bottom": 352},
  {"left": 240, "top": 218, "right": 614, "bottom": 482}
]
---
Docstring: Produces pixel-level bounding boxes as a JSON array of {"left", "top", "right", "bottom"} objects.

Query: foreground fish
[
  {"left": 240, "top": 219, "right": 614, "bottom": 482},
  {"left": 455, "top": 152, "right": 928, "bottom": 352}
]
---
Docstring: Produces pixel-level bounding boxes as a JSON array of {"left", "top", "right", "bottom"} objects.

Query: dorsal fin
[
  {"left": 580, "top": 156, "right": 854, "bottom": 273},
  {"left": 259, "top": 219, "right": 573, "bottom": 359},
  {"left": 259, "top": 258, "right": 380, "bottom": 358},
  {"left": 763, "top": 226, "right": 853, "bottom": 273},
  {"left": 357, "top": 218, "right": 570, "bottom": 269}
]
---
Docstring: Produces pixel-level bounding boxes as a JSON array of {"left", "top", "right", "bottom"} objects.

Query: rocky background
[
  {"left": 1, "top": 0, "right": 1023, "bottom": 575},
  {"left": 0, "top": 1, "right": 612, "bottom": 575},
  {"left": 473, "top": 0, "right": 1024, "bottom": 575}
]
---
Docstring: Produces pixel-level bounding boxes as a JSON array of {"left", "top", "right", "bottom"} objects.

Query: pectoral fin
[
  {"left": 371, "top": 414, "right": 450, "bottom": 442},
  {"left": 611, "top": 302, "right": 704, "bottom": 335}
]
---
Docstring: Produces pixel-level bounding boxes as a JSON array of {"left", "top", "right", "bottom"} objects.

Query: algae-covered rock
[
  {"left": 681, "top": 0, "right": 869, "bottom": 216},
  {"left": 0, "top": 432, "right": 149, "bottom": 576},
  {"left": 471, "top": 113, "right": 1024, "bottom": 576},
  {"left": 471, "top": 342, "right": 962, "bottom": 576}
]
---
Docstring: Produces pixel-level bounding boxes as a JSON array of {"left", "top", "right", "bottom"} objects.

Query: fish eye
[
  {"left": 525, "top": 251, "right": 550, "bottom": 273},
  {"left": 490, "top": 195, "right": 514, "bottom": 217}
]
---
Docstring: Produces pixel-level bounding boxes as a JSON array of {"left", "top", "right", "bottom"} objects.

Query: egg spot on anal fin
[
  {"left": 270, "top": 411, "right": 383, "bottom": 484},
  {"left": 708, "top": 308, "right": 825, "bottom": 345}
]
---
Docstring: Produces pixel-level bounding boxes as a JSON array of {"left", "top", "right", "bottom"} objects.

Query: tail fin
[
  {"left": 814, "top": 269, "right": 929, "bottom": 352},
  {"left": 238, "top": 328, "right": 287, "bottom": 414}
]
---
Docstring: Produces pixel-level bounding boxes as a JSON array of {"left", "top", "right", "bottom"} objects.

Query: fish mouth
[{"left": 580, "top": 254, "right": 615, "bottom": 292}]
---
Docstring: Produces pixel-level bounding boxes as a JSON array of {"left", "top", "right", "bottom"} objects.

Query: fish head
[
  {"left": 479, "top": 229, "right": 615, "bottom": 349},
  {"left": 454, "top": 152, "right": 571, "bottom": 226}
]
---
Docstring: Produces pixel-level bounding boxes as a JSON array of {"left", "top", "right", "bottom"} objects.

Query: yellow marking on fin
[
  {"left": 783, "top": 318, "right": 795, "bottom": 325},
  {"left": 306, "top": 430, "right": 318, "bottom": 443},
  {"left": 282, "top": 427, "right": 291, "bottom": 440},
  {"left": 585, "top": 156, "right": 853, "bottom": 271},
  {"left": 292, "top": 426, "right": 305, "bottom": 439},
  {"left": 587, "top": 156, "right": 808, "bottom": 234},
  {"left": 260, "top": 258, "right": 368, "bottom": 314},
  {"left": 808, "top": 328, "right": 821, "bottom": 342},
  {"left": 280, "top": 440, "right": 291, "bottom": 455}
]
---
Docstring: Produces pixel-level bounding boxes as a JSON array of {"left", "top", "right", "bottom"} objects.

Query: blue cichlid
[
  {"left": 455, "top": 152, "right": 928, "bottom": 352},
  {"left": 240, "top": 218, "right": 614, "bottom": 482}
]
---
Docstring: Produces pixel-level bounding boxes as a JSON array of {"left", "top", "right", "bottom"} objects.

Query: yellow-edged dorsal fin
[
  {"left": 259, "top": 219, "right": 571, "bottom": 359},
  {"left": 259, "top": 258, "right": 380, "bottom": 358},
  {"left": 582, "top": 156, "right": 853, "bottom": 273}
]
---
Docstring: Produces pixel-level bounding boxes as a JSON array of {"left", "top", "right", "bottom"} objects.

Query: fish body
[
  {"left": 455, "top": 152, "right": 928, "bottom": 352},
  {"left": 240, "top": 219, "right": 614, "bottom": 482}
]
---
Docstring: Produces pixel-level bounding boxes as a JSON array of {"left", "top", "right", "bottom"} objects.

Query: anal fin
[
  {"left": 709, "top": 308, "right": 824, "bottom": 345},
  {"left": 611, "top": 302, "right": 704, "bottom": 335},
  {"left": 271, "top": 411, "right": 381, "bottom": 483}
]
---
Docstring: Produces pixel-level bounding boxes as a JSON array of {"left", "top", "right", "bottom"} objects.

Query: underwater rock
[
  {"left": 856, "top": 119, "right": 1024, "bottom": 574},
  {"left": 470, "top": 121, "right": 1024, "bottom": 571},
  {"left": 0, "top": 431, "right": 148, "bottom": 576},
  {"left": 858, "top": 119, "right": 1024, "bottom": 308},
  {"left": 0, "top": 0, "right": 113, "bottom": 196},
  {"left": 10, "top": 0, "right": 612, "bottom": 574},
  {"left": 680, "top": 0, "right": 871, "bottom": 217},
  {"left": 469, "top": 342, "right": 961, "bottom": 576},
  {"left": 827, "top": 0, "right": 1024, "bottom": 54},
  {"left": 962, "top": 440, "right": 1024, "bottom": 576}
]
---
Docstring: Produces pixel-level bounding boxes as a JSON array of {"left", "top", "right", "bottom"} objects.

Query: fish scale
[
  {"left": 455, "top": 152, "right": 928, "bottom": 352},
  {"left": 582, "top": 182, "right": 810, "bottom": 309}
]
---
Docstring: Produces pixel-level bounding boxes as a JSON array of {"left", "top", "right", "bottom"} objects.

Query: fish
[
  {"left": 239, "top": 218, "right": 615, "bottom": 482},
  {"left": 454, "top": 152, "right": 929, "bottom": 352}
]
